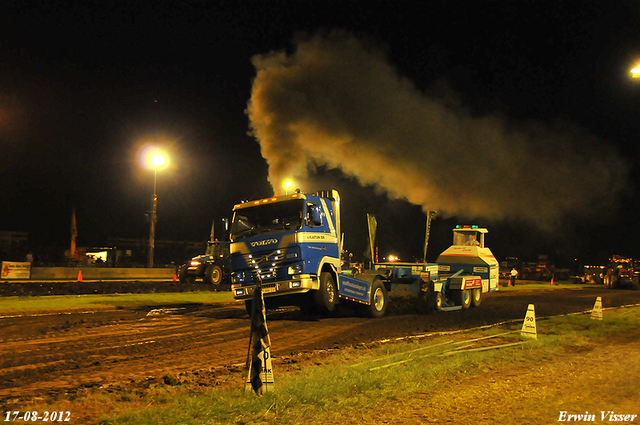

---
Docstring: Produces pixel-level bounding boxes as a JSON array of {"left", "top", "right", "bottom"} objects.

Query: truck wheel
[
  {"left": 471, "top": 288, "right": 482, "bottom": 307},
  {"left": 204, "top": 264, "right": 223, "bottom": 285},
  {"left": 366, "top": 279, "right": 388, "bottom": 318},
  {"left": 314, "top": 272, "right": 338, "bottom": 314}
]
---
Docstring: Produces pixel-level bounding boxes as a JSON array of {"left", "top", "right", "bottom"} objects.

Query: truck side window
[{"left": 307, "top": 204, "right": 323, "bottom": 227}]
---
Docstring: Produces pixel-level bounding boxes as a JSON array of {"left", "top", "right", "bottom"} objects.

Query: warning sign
[
  {"left": 520, "top": 304, "right": 537, "bottom": 340},
  {"left": 246, "top": 346, "right": 275, "bottom": 393},
  {"left": 590, "top": 297, "right": 603, "bottom": 321}
]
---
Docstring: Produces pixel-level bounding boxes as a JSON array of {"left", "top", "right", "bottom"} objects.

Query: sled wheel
[{"left": 471, "top": 288, "right": 482, "bottom": 307}]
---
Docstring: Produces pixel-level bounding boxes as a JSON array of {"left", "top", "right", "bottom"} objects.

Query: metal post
[{"left": 148, "top": 167, "right": 157, "bottom": 268}]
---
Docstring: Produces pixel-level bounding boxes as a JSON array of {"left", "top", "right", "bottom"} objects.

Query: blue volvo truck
[{"left": 229, "top": 190, "right": 499, "bottom": 317}]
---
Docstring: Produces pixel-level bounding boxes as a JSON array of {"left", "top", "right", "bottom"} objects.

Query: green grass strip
[{"left": 0, "top": 292, "right": 235, "bottom": 313}]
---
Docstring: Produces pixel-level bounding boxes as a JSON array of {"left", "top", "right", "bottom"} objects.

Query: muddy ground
[{"left": 1, "top": 282, "right": 639, "bottom": 423}]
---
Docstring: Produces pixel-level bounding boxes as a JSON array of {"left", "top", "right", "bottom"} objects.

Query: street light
[
  {"left": 630, "top": 61, "right": 640, "bottom": 79},
  {"left": 147, "top": 151, "right": 167, "bottom": 268},
  {"left": 284, "top": 180, "right": 293, "bottom": 195}
]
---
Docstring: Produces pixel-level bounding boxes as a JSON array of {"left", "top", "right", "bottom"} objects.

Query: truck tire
[
  {"left": 204, "top": 264, "right": 223, "bottom": 285},
  {"left": 471, "top": 288, "right": 482, "bottom": 307},
  {"left": 366, "top": 279, "right": 388, "bottom": 318},
  {"left": 314, "top": 272, "right": 338, "bottom": 314},
  {"left": 178, "top": 264, "right": 194, "bottom": 284}
]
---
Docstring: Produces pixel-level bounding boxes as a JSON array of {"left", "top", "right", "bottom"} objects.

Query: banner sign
[{"left": 1, "top": 261, "right": 31, "bottom": 279}]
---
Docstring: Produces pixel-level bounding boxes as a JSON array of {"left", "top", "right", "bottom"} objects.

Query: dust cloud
[{"left": 246, "top": 31, "right": 627, "bottom": 228}]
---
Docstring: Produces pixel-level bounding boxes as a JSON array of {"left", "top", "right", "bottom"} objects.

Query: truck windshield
[{"left": 231, "top": 199, "right": 304, "bottom": 240}]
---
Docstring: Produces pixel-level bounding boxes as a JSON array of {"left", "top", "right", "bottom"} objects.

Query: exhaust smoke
[{"left": 246, "top": 31, "right": 627, "bottom": 229}]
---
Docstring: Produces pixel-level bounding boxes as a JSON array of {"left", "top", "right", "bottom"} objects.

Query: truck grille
[{"left": 242, "top": 249, "right": 286, "bottom": 282}]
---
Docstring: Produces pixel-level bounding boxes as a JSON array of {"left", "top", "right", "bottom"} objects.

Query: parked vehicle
[
  {"left": 178, "top": 240, "right": 230, "bottom": 285},
  {"left": 604, "top": 256, "right": 640, "bottom": 290}
]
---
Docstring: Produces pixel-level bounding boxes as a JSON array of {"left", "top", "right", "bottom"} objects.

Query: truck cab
[
  {"left": 229, "top": 190, "right": 386, "bottom": 316},
  {"left": 229, "top": 191, "right": 340, "bottom": 301}
]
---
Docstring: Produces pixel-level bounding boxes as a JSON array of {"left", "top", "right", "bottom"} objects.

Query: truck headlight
[
  {"left": 190, "top": 260, "right": 201, "bottom": 267},
  {"left": 288, "top": 265, "right": 303, "bottom": 275},
  {"left": 232, "top": 271, "right": 245, "bottom": 283}
]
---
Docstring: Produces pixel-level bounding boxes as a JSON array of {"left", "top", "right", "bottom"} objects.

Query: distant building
[
  {"left": 0, "top": 231, "right": 29, "bottom": 261},
  {"left": 106, "top": 237, "right": 206, "bottom": 267}
]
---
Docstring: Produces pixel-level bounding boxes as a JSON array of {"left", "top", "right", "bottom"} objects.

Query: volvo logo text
[{"left": 250, "top": 239, "right": 278, "bottom": 247}]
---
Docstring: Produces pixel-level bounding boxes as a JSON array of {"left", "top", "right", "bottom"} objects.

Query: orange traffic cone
[
  {"left": 173, "top": 272, "right": 177, "bottom": 282},
  {"left": 77, "top": 270, "right": 83, "bottom": 282},
  {"left": 550, "top": 278, "right": 554, "bottom": 285}
]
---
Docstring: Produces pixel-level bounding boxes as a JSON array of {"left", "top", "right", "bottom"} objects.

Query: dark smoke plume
[{"left": 246, "top": 31, "right": 627, "bottom": 228}]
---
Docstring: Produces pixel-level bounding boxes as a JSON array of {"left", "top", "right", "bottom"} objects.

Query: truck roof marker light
[{"left": 253, "top": 200, "right": 260, "bottom": 205}]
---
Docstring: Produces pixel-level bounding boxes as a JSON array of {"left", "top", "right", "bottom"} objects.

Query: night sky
[{"left": 2, "top": 1, "right": 640, "bottom": 267}]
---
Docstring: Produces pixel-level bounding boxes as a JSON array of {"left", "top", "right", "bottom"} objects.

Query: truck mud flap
[{"left": 337, "top": 275, "right": 370, "bottom": 304}]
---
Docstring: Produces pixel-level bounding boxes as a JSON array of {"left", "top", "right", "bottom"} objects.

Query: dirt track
[{"left": 1, "top": 284, "right": 639, "bottom": 412}]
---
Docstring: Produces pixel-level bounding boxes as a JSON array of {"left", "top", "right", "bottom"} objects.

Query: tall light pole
[
  {"left": 148, "top": 152, "right": 166, "bottom": 268},
  {"left": 284, "top": 180, "right": 293, "bottom": 195}
]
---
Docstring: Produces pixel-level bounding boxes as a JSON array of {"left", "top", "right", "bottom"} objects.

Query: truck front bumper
[{"left": 232, "top": 275, "right": 317, "bottom": 300}]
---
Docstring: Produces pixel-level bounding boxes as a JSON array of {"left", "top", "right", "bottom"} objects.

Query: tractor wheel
[
  {"left": 471, "top": 288, "right": 482, "bottom": 307},
  {"left": 314, "top": 272, "right": 338, "bottom": 314},
  {"left": 178, "top": 264, "right": 194, "bottom": 284},
  {"left": 611, "top": 276, "right": 620, "bottom": 289},
  {"left": 204, "top": 264, "right": 223, "bottom": 285}
]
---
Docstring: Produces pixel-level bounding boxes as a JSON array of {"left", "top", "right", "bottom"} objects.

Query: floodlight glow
[{"left": 151, "top": 152, "right": 166, "bottom": 167}]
